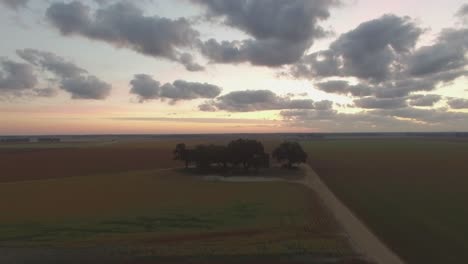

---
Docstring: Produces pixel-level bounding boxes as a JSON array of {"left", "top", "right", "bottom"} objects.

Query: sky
[{"left": 0, "top": 0, "right": 467, "bottom": 135}]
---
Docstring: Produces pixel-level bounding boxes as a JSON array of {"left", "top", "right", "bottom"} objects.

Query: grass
[
  {"left": 0, "top": 138, "right": 361, "bottom": 262},
  {"left": 302, "top": 139, "right": 468, "bottom": 264},
  {"left": 0, "top": 165, "right": 352, "bottom": 260}
]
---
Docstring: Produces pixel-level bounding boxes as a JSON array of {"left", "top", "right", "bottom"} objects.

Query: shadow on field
[{"left": 175, "top": 165, "right": 306, "bottom": 181}]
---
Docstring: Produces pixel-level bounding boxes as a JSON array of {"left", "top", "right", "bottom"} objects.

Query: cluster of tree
[
  {"left": 272, "top": 141, "right": 308, "bottom": 169},
  {"left": 174, "top": 139, "right": 307, "bottom": 171},
  {"left": 174, "top": 139, "right": 269, "bottom": 171}
]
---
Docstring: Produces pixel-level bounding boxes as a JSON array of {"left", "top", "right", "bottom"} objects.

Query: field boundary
[
  {"left": 299, "top": 165, "right": 404, "bottom": 264},
  {"left": 201, "top": 165, "right": 404, "bottom": 263}
]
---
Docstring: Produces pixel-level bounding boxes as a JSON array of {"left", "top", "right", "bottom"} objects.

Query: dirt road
[
  {"left": 205, "top": 166, "right": 404, "bottom": 264},
  {"left": 299, "top": 165, "right": 404, "bottom": 264}
]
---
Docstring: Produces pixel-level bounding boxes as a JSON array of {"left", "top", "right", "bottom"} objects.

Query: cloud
[
  {"left": 109, "top": 116, "right": 279, "bottom": 124},
  {"left": 17, "top": 49, "right": 86, "bottom": 78},
  {"left": 290, "top": 14, "right": 422, "bottom": 82},
  {"left": 281, "top": 107, "right": 468, "bottom": 132},
  {"left": 46, "top": 1, "right": 202, "bottom": 71},
  {"left": 447, "top": 98, "right": 468, "bottom": 109},
  {"left": 354, "top": 97, "right": 407, "bottom": 109},
  {"left": 406, "top": 28, "right": 468, "bottom": 76},
  {"left": 372, "top": 107, "right": 468, "bottom": 124},
  {"left": 160, "top": 80, "right": 222, "bottom": 101},
  {"left": 61, "top": 76, "right": 111, "bottom": 99},
  {"left": 0, "top": 59, "right": 37, "bottom": 94},
  {"left": 178, "top": 53, "right": 205, "bottom": 72},
  {"left": 456, "top": 4, "right": 468, "bottom": 24},
  {"left": 16, "top": 49, "right": 111, "bottom": 100},
  {"left": 0, "top": 0, "right": 28, "bottom": 10},
  {"left": 129, "top": 74, "right": 160, "bottom": 101},
  {"left": 32, "top": 87, "right": 58, "bottom": 98},
  {"left": 193, "top": 0, "right": 339, "bottom": 66},
  {"left": 130, "top": 74, "right": 222, "bottom": 102},
  {"left": 457, "top": 4, "right": 468, "bottom": 16},
  {"left": 198, "top": 102, "right": 217, "bottom": 112},
  {"left": 289, "top": 50, "right": 341, "bottom": 78},
  {"left": 199, "top": 89, "right": 332, "bottom": 112},
  {"left": 315, "top": 80, "right": 373, "bottom": 97},
  {"left": 408, "top": 94, "right": 441, "bottom": 107},
  {"left": 280, "top": 109, "right": 419, "bottom": 131},
  {"left": 199, "top": 38, "right": 313, "bottom": 67},
  {"left": 287, "top": 14, "right": 468, "bottom": 113}
]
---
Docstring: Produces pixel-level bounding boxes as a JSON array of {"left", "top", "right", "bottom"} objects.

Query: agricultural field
[
  {"left": 0, "top": 139, "right": 360, "bottom": 263},
  {"left": 303, "top": 139, "right": 468, "bottom": 264}
]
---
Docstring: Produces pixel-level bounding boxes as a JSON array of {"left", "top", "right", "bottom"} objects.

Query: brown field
[
  {"left": 0, "top": 141, "right": 178, "bottom": 182},
  {"left": 0, "top": 139, "right": 362, "bottom": 263},
  {"left": 303, "top": 139, "right": 468, "bottom": 264}
]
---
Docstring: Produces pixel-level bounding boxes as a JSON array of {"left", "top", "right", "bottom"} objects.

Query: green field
[
  {"left": 303, "top": 139, "right": 468, "bottom": 264},
  {"left": 0, "top": 140, "right": 357, "bottom": 263}
]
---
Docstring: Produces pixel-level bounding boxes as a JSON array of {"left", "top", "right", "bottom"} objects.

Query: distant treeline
[
  {"left": 0, "top": 137, "right": 61, "bottom": 143},
  {"left": 174, "top": 139, "right": 307, "bottom": 171},
  {"left": 0, "top": 138, "right": 30, "bottom": 143}
]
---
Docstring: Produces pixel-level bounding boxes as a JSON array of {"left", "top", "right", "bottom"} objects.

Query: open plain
[{"left": 0, "top": 138, "right": 363, "bottom": 264}]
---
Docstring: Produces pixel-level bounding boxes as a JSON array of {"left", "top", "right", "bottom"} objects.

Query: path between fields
[{"left": 205, "top": 165, "right": 404, "bottom": 264}]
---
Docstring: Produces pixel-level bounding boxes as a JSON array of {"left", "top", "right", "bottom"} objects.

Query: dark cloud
[
  {"left": 61, "top": 76, "right": 111, "bottom": 100},
  {"left": 16, "top": 49, "right": 111, "bottom": 100},
  {"left": 371, "top": 107, "right": 468, "bottom": 125},
  {"left": 332, "top": 15, "right": 421, "bottom": 82},
  {"left": 316, "top": 80, "right": 373, "bottom": 97},
  {"left": 199, "top": 89, "right": 332, "bottom": 112},
  {"left": 193, "top": 0, "right": 339, "bottom": 66},
  {"left": 160, "top": 80, "right": 222, "bottom": 101},
  {"left": 289, "top": 50, "right": 341, "bottom": 78},
  {"left": 281, "top": 106, "right": 468, "bottom": 132},
  {"left": 129, "top": 74, "right": 161, "bottom": 101},
  {"left": 407, "top": 43, "right": 465, "bottom": 76},
  {"left": 369, "top": 69, "right": 468, "bottom": 99},
  {"left": 0, "top": 59, "right": 37, "bottom": 93},
  {"left": 0, "top": 0, "right": 28, "bottom": 10},
  {"left": 290, "top": 15, "right": 422, "bottom": 82},
  {"left": 354, "top": 97, "right": 407, "bottom": 109},
  {"left": 17, "top": 49, "right": 86, "bottom": 78},
  {"left": 280, "top": 109, "right": 418, "bottom": 131},
  {"left": 447, "top": 98, "right": 468, "bottom": 109},
  {"left": 288, "top": 13, "right": 468, "bottom": 109},
  {"left": 456, "top": 4, "right": 468, "bottom": 24},
  {"left": 313, "top": 100, "right": 334, "bottom": 110},
  {"left": 130, "top": 74, "right": 222, "bottom": 103},
  {"left": 199, "top": 37, "right": 313, "bottom": 67},
  {"left": 178, "top": 53, "right": 205, "bottom": 72},
  {"left": 457, "top": 4, "right": 468, "bottom": 16},
  {"left": 408, "top": 94, "right": 441, "bottom": 107},
  {"left": 407, "top": 28, "right": 468, "bottom": 77},
  {"left": 32, "top": 87, "right": 58, "bottom": 98},
  {"left": 46, "top": 1, "right": 202, "bottom": 71},
  {"left": 198, "top": 102, "right": 217, "bottom": 112}
]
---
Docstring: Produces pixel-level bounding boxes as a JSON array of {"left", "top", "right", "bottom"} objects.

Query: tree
[
  {"left": 272, "top": 141, "right": 307, "bottom": 169},
  {"left": 227, "top": 139, "right": 266, "bottom": 170},
  {"left": 173, "top": 140, "right": 268, "bottom": 172},
  {"left": 174, "top": 143, "right": 190, "bottom": 168}
]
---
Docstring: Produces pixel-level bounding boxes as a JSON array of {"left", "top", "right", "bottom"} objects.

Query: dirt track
[
  {"left": 208, "top": 166, "right": 404, "bottom": 264},
  {"left": 299, "top": 165, "right": 404, "bottom": 264}
]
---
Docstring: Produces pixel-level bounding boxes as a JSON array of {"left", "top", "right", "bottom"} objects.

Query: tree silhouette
[
  {"left": 227, "top": 139, "right": 265, "bottom": 170},
  {"left": 173, "top": 139, "right": 269, "bottom": 172},
  {"left": 174, "top": 143, "right": 190, "bottom": 168},
  {"left": 272, "top": 141, "right": 307, "bottom": 169}
]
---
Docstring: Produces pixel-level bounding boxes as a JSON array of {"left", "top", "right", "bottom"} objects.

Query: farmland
[
  {"left": 0, "top": 139, "right": 359, "bottom": 263},
  {"left": 303, "top": 139, "right": 468, "bottom": 264}
]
